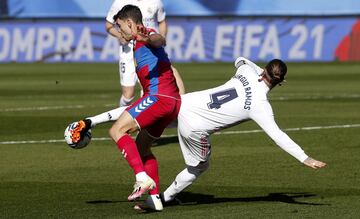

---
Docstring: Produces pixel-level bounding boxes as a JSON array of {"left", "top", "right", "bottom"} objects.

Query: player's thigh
[
  {"left": 127, "top": 95, "right": 160, "bottom": 130},
  {"left": 109, "top": 111, "right": 139, "bottom": 141},
  {"left": 141, "top": 97, "right": 180, "bottom": 137},
  {"left": 187, "top": 160, "right": 210, "bottom": 175},
  {"left": 178, "top": 119, "right": 211, "bottom": 166}
]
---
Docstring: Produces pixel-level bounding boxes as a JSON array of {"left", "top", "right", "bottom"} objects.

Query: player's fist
[
  {"left": 137, "top": 25, "right": 149, "bottom": 35},
  {"left": 134, "top": 25, "right": 150, "bottom": 42},
  {"left": 303, "top": 157, "right": 327, "bottom": 169}
]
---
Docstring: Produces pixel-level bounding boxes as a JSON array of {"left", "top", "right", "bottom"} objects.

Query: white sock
[
  {"left": 150, "top": 194, "right": 163, "bottom": 210},
  {"left": 87, "top": 107, "right": 126, "bottom": 127},
  {"left": 140, "top": 194, "right": 163, "bottom": 211},
  {"left": 135, "top": 171, "right": 148, "bottom": 182},
  {"left": 162, "top": 168, "right": 197, "bottom": 202},
  {"left": 151, "top": 194, "right": 160, "bottom": 199},
  {"left": 119, "top": 95, "right": 134, "bottom": 107}
]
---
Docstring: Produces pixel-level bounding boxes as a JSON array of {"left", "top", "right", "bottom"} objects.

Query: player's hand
[
  {"left": 134, "top": 25, "right": 150, "bottom": 42},
  {"left": 303, "top": 157, "right": 326, "bottom": 169}
]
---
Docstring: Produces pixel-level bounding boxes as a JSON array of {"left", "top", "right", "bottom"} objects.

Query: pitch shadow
[
  {"left": 86, "top": 200, "right": 127, "bottom": 204},
  {"left": 166, "top": 192, "right": 329, "bottom": 207}
]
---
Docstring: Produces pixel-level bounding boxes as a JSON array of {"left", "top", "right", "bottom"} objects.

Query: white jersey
[
  {"left": 106, "top": 0, "right": 166, "bottom": 31},
  {"left": 106, "top": 0, "right": 166, "bottom": 87},
  {"left": 178, "top": 57, "right": 308, "bottom": 165}
]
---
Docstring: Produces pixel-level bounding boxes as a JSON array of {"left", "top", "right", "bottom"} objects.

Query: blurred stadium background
[
  {"left": 1, "top": 0, "right": 360, "bottom": 218},
  {"left": 0, "top": 0, "right": 359, "bottom": 63}
]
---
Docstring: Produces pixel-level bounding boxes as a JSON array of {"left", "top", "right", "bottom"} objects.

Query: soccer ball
[{"left": 64, "top": 122, "right": 92, "bottom": 149}]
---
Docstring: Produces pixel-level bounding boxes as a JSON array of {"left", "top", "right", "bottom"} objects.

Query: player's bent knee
[
  {"left": 108, "top": 124, "right": 127, "bottom": 141},
  {"left": 108, "top": 126, "right": 118, "bottom": 141},
  {"left": 109, "top": 111, "right": 139, "bottom": 141},
  {"left": 187, "top": 160, "right": 210, "bottom": 176},
  {"left": 121, "top": 86, "right": 135, "bottom": 99}
]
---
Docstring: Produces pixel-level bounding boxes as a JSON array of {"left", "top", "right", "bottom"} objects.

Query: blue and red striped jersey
[{"left": 133, "top": 28, "right": 180, "bottom": 98}]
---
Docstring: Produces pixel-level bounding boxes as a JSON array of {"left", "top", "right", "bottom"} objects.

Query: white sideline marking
[
  {"left": 1, "top": 94, "right": 359, "bottom": 112},
  {"left": 0, "top": 105, "right": 86, "bottom": 112},
  {"left": 271, "top": 94, "right": 360, "bottom": 101},
  {"left": 1, "top": 124, "right": 359, "bottom": 145},
  {"left": 0, "top": 104, "right": 117, "bottom": 112}
]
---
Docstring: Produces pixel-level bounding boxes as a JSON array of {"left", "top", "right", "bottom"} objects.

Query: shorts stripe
[{"left": 127, "top": 96, "right": 158, "bottom": 118}]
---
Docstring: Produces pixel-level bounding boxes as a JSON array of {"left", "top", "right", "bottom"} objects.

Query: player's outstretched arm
[
  {"left": 251, "top": 102, "right": 327, "bottom": 167},
  {"left": 303, "top": 157, "right": 327, "bottom": 169},
  {"left": 158, "top": 20, "right": 167, "bottom": 38},
  {"left": 171, "top": 66, "right": 186, "bottom": 94}
]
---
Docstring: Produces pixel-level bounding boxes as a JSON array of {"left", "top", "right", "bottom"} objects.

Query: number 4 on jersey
[{"left": 207, "top": 88, "right": 238, "bottom": 109}]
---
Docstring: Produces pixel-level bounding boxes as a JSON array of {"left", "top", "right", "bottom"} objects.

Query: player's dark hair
[
  {"left": 113, "top": 5, "right": 143, "bottom": 24},
  {"left": 265, "top": 59, "right": 287, "bottom": 86}
]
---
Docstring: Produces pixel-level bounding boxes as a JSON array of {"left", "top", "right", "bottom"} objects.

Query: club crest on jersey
[{"left": 128, "top": 96, "right": 158, "bottom": 117}]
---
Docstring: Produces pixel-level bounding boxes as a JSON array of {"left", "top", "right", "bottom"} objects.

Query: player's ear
[
  {"left": 126, "top": 19, "right": 132, "bottom": 29},
  {"left": 258, "top": 71, "right": 265, "bottom": 82}
]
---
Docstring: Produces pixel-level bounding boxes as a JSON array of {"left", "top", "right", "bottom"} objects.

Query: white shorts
[
  {"left": 177, "top": 112, "right": 212, "bottom": 167},
  {"left": 119, "top": 41, "right": 138, "bottom": 87}
]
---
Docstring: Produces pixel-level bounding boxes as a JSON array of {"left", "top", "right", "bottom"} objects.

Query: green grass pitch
[{"left": 1, "top": 61, "right": 360, "bottom": 218}]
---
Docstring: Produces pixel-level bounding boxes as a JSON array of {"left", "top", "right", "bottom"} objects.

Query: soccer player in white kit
[
  {"left": 161, "top": 57, "right": 326, "bottom": 204},
  {"left": 105, "top": 0, "right": 185, "bottom": 106},
  {"left": 69, "top": 57, "right": 326, "bottom": 210}
]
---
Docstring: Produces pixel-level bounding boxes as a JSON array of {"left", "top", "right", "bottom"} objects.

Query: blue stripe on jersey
[
  {"left": 134, "top": 46, "right": 160, "bottom": 94},
  {"left": 134, "top": 46, "right": 158, "bottom": 72},
  {"left": 149, "top": 67, "right": 159, "bottom": 94},
  {"left": 127, "top": 95, "right": 158, "bottom": 119}
]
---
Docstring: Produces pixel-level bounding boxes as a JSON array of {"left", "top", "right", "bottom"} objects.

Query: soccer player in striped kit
[
  {"left": 105, "top": 0, "right": 185, "bottom": 107},
  {"left": 104, "top": 5, "right": 180, "bottom": 210}
]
